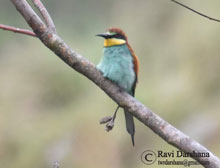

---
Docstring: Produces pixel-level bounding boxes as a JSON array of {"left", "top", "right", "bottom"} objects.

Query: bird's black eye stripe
[{"left": 111, "top": 34, "right": 126, "bottom": 40}]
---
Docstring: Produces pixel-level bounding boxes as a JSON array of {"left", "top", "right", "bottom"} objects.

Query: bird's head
[{"left": 96, "top": 27, "right": 128, "bottom": 47}]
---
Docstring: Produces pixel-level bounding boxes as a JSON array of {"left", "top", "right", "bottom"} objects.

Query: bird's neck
[{"left": 104, "top": 38, "right": 126, "bottom": 47}]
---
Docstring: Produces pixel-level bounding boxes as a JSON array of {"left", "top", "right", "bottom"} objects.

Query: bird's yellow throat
[{"left": 104, "top": 38, "right": 126, "bottom": 47}]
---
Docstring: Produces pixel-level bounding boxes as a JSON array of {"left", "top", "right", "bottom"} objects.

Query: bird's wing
[{"left": 127, "top": 42, "right": 139, "bottom": 96}]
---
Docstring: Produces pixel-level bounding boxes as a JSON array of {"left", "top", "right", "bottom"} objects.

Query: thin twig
[
  {"left": 31, "top": 0, "right": 57, "bottom": 33},
  {"left": 170, "top": 0, "right": 220, "bottom": 23},
  {"left": 0, "top": 24, "right": 36, "bottom": 37}
]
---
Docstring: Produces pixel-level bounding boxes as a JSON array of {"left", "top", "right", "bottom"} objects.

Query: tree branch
[
  {"left": 170, "top": 0, "right": 220, "bottom": 23},
  {"left": 8, "top": 0, "right": 220, "bottom": 167},
  {"left": 31, "top": 0, "right": 57, "bottom": 34},
  {"left": 0, "top": 24, "right": 36, "bottom": 37}
]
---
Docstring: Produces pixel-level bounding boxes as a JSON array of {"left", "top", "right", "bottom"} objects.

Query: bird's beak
[{"left": 96, "top": 33, "right": 110, "bottom": 39}]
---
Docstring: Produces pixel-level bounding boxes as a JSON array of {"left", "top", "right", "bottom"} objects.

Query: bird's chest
[{"left": 97, "top": 46, "right": 135, "bottom": 91}]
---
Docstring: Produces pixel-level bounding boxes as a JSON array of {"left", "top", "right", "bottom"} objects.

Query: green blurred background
[{"left": 0, "top": 0, "right": 220, "bottom": 168}]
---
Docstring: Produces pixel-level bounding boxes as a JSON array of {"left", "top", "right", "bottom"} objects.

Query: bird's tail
[{"left": 124, "top": 110, "right": 135, "bottom": 146}]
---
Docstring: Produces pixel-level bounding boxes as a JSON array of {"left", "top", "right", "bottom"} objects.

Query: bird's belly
[
  {"left": 97, "top": 45, "right": 136, "bottom": 92},
  {"left": 102, "top": 62, "right": 135, "bottom": 92}
]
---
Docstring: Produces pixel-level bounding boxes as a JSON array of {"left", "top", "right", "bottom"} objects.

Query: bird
[{"left": 96, "top": 27, "right": 139, "bottom": 146}]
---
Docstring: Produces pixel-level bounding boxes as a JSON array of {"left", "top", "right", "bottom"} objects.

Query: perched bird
[{"left": 96, "top": 27, "right": 139, "bottom": 146}]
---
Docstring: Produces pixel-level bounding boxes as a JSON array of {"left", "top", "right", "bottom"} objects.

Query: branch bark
[
  {"left": 31, "top": 0, "right": 57, "bottom": 34},
  {"left": 0, "top": 24, "right": 36, "bottom": 37},
  {"left": 7, "top": 0, "right": 220, "bottom": 167}
]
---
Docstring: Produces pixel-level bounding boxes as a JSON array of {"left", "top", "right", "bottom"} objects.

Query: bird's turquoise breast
[{"left": 97, "top": 44, "right": 135, "bottom": 93}]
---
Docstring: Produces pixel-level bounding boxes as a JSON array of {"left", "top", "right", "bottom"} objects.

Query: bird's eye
[{"left": 114, "top": 34, "right": 125, "bottom": 40}]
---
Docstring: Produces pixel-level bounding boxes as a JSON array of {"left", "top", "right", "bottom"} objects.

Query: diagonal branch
[
  {"left": 170, "top": 0, "right": 220, "bottom": 23},
  {"left": 0, "top": 24, "right": 36, "bottom": 37},
  {"left": 9, "top": 0, "right": 220, "bottom": 168},
  {"left": 31, "top": 0, "right": 57, "bottom": 34}
]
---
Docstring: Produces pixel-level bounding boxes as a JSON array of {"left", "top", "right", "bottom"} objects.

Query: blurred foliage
[{"left": 0, "top": 0, "right": 220, "bottom": 168}]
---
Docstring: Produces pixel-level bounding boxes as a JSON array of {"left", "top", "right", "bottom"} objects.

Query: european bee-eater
[{"left": 96, "top": 27, "right": 139, "bottom": 146}]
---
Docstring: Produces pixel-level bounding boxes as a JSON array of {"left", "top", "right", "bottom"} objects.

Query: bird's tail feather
[{"left": 124, "top": 110, "right": 135, "bottom": 146}]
